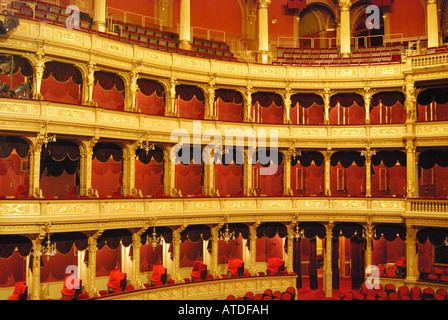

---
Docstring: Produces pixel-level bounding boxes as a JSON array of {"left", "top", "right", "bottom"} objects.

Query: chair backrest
[
  {"left": 228, "top": 258, "right": 243, "bottom": 269},
  {"left": 267, "top": 257, "right": 284, "bottom": 268},
  {"left": 13, "top": 281, "right": 27, "bottom": 295},
  {"left": 192, "top": 261, "right": 203, "bottom": 271},
  {"left": 109, "top": 269, "right": 125, "bottom": 281},
  {"left": 152, "top": 264, "right": 167, "bottom": 275}
]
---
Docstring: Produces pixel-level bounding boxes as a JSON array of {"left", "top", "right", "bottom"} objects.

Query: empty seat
[
  {"left": 190, "top": 261, "right": 207, "bottom": 281},
  {"left": 8, "top": 281, "right": 28, "bottom": 300},
  {"left": 150, "top": 264, "right": 167, "bottom": 285},
  {"left": 266, "top": 257, "right": 285, "bottom": 275},
  {"left": 227, "top": 258, "right": 244, "bottom": 277},
  {"left": 107, "top": 269, "right": 126, "bottom": 293}
]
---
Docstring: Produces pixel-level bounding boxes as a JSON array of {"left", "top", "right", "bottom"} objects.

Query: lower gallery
[{"left": 1, "top": 0, "right": 448, "bottom": 302}]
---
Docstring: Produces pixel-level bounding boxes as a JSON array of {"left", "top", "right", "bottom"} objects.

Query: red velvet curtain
[
  {"left": 214, "top": 163, "right": 243, "bottom": 196},
  {"left": 96, "top": 245, "right": 122, "bottom": 277},
  {"left": 140, "top": 243, "right": 163, "bottom": 273},
  {"left": 253, "top": 162, "right": 283, "bottom": 196},
  {"left": 180, "top": 239, "right": 203, "bottom": 268},
  {"left": 370, "top": 92, "right": 406, "bottom": 124},
  {"left": 252, "top": 92, "right": 283, "bottom": 124},
  {"left": 176, "top": 85, "right": 205, "bottom": 119},
  {"left": 92, "top": 158, "right": 122, "bottom": 197},
  {"left": 40, "top": 246, "right": 77, "bottom": 283},
  {"left": 218, "top": 235, "right": 244, "bottom": 264},
  {"left": 175, "top": 162, "right": 203, "bottom": 196},
  {"left": 135, "top": 159, "right": 163, "bottom": 197},
  {"left": 0, "top": 153, "right": 28, "bottom": 197},
  {"left": 293, "top": 238, "right": 302, "bottom": 288},
  {"left": 215, "top": 89, "right": 244, "bottom": 122},
  {"left": 332, "top": 238, "right": 340, "bottom": 289},
  {"left": 256, "top": 234, "right": 283, "bottom": 263},
  {"left": 0, "top": 250, "right": 26, "bottom": 287},
  {"left": 136, "top": 78, "right": 165, "bottom": 116},
  {"left": 291, "top": 93, "right": 324, "bottom": 125},
  {"left": 41, "top": 61, "right": 82, "bottom": 105},
  {"left": 92, "top": 71, "right": 125, "bottom": 111}
]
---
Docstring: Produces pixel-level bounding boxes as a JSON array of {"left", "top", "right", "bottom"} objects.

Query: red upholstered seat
[
  {"left": 388, "top": 293, "right": 398, "bottom": 300},
  {"left": 8, "top": 281, "right": 28, "bottom": 300},
  {"left": 150, "top": 264, "right": 167, "bottom": 285},
  {"left": 266, "top": 257, "right": 285, "bottom": 275},
  {"left": 190, "top": 261, "right": 207, "bottom": 281},
  {"left": 397, "top": 286, "right": 409, "bottom": 297},
  {"left": 15, "top": 185, "right": 28, "bottom": 198},
  {"left": 384, "top": 283, "right": 396, "bottom": 293},
  {"left": 61, "top": 276, "right": 82, "bottom": 299},
  {"left": 107, "top": 269, "right": 126, "bottom": 293},
  {"left": 227, "top": 258, "right": 244, "bottom": 277}
]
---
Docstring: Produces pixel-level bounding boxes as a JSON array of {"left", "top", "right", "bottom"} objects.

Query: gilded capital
[
  {"left": 339, "top": 0, "right": 352, "bottom": 11},
  {"left": 257, "top": 0, "right": 271, "bottom": 9}
]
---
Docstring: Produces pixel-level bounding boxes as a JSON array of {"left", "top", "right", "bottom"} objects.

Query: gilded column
[
  {"left": 172, "top": 225, "right": 187, "bottom": 283},
  {"left": 26, "top": 136, "right": 43, "bottom": 198},
  {"left": 286, "top": 221, "right": 296, "bottom": 275},
  {"left": 86, "top": 61, "right": 98, "bottom": 107},
  {"left": 365, "top": 149, "right": 373, "bottom": 197},
  {"left": 282, "top": 86, "right": 292, "bottom": 125},
  {"left": 243, "top": 85, "right": 254, "bottom": 122},
  {"left": 202, "top": 81, "right": 217, "bottom": 120},
  {"left": 87, "top": 231, "right": 102, "bottom": 297},
  {"left": 323, "top": 88, "right": 332, "bottom": 125},
  {"left": 210, "top": 222, "right": 225, "bottom": 278},
  {"left": 131, "top": 232, "right": 145, "bottom": 289},
  {"left": 79, "top": 138, "right": 99, "bottom": 198},
  {"left": 32, "top": 52, "right": 45, "bottom": 100},
  {"left": 163, "top": 145, "right": 179, "bottom": 197},
  {"left": 324, "top": 222, "right": 333, "bottom": 298},
  {"left": 365, "top": 221, "right": 373, "bottom": 269},
  {"left": 203, "top": 146, "right": 216, "bottom": 196},
  {"left": 405, "top": 224, "right": 418, "bottom": 282},
  {"left": 122, "top": 142, "right": 142, "bottom": 197},
  {"left": 92, "top": 0, "right": 106, "bottom": 32},
  {"left": 257, "top": 0, "right": 271, "bottom": 63},
  {"left": 363, "top": 86, "right": 373, "bottom": 125},
  {"left": 243, "top": 147, "right": 255, "bottom": 196},
  {"left": 128, "top": 70, "right": 140, "bottom": 112},
  {"left": 427, "top": 0, "right": 439, "bottom": 48},
  {"left": 166, "top": 77, "right": 178, "bottom": 116},
  {"left": 248, "top": 222, "right": 260, "bottom": 275},
  {"left": 324, "top": 149, "right": 333, "bottom": 196},
  {"left": 29, "top": 230, "right": 45, "bottom": 300},
  {"left": 405, "top": 78, "right": 417, "bottom": 131},
  {"left": 281, "top": 149, "right": 293, "bottom": 196},
  {"left": 339, "top": 0, "right": 352, "bottom": 57},
  {"left": 405, "top": 139, "right": 418, "bottom": 198},
  {"left": 179, "top": 0, "right": 191, "bottom": 50}
]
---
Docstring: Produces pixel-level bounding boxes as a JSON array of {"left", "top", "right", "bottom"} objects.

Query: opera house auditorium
[{"left": 0, "top": 0, "right": 448, "bottom": 301}]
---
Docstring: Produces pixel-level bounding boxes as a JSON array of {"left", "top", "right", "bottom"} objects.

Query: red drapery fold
[
  {"left": 140, "top": 244, "right": 163, "bottom": 273},
  {"left": 175, "top": 162, "right": 203, "bottom": 196},
  {"left": 93, "top": 71, "right": 125, "bottom": 110},
  {"left": 96, "top": 245, "right": 122, "bottom": 277},
  {"left": 0, "top": 137, "right": 29, "bottom": 159},
  {"left": 40, "top": 247, "right": 77, "bottom": 283},
  {"left": 215, "top": 163, "right": 243, "bottom": 196},
  {"left": 135, "top": 159, "right": 163, "bottom": 197},
  {"left": 136, "top": 78, "right": 165, "bottom": 116},
  {"left": 180, "top": 239, "right": 203, "bottom": 268},
  {"left": 0, "top": 250, "right": 26, "bottom": 287}
]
